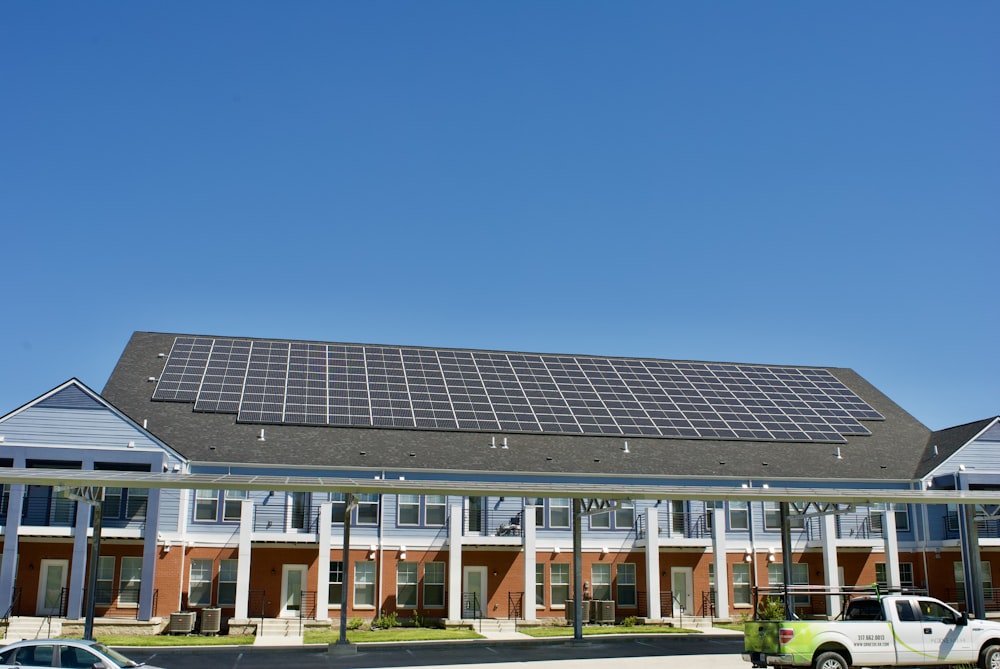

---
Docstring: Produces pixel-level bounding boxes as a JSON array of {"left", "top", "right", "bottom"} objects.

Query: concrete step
[
  {"left": 255, "top": 617, "right": 304, "bottom": 644},
  {"left": 2, "top": 616, "right": 62, "bottom": 642}
]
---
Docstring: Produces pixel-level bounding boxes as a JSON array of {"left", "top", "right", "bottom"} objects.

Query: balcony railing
[
  {"left": 658, "top": 511, "right": 712, "bottom": 539},
  {"left": 944, "top": 512, "right": 1000, "bottom": 539}
]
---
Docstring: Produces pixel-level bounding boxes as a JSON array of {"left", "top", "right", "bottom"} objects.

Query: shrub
[
  {"left": 757, "top": 597, "right": 787, "bottom": 621},
  {"left": 347, "top": 617, "right": 366, "bottom": 630},
  {"left": 621, "top": 616, "right": 637, "bottom": 628},
  {"left": 372, "top": 611, "right": 399, "bottom": 629}
]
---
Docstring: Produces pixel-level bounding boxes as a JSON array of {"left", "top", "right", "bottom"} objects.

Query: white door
[
  {"left": 670, "top": 566, "right": 693, "bottom": 616},
  {"left": 462, "top": 566, "right": 487, "bottom": 618},
  {"left": 280, "top": 564, "right": 308, "bottom": 617},
  {"left": 36, "top": 559, "right": 68, "bottom": 616}
]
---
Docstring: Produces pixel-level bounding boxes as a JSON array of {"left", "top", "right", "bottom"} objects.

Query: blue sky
[{"left": 1, "top": 2, "right": 996, "bottom": 431}]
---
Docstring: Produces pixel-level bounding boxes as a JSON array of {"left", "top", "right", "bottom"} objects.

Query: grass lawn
[
  {"left": 96, "top": 635, "right": 257, "bottom": 647},
  {"left": 519, "top": 624, "right": 698, "bottom": 637},
  {"left": 304, "top": 627, "right": 484, "bottom": 644}
]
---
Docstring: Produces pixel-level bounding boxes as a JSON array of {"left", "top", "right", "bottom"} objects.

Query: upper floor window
[
  {"left": 537, "top": 498, "right": 570, "bottom": 529},
  {"left": 591, "top": 501, "right": 635, "bottom": 530},
  {"left": 356, "top": 493, "right": 379, "bottom": 526},
  {"left": 729, "top": 501, "right": 749, "bottom": 530},
  {"left": 763, "top": 502, "right": 805, "bottom": 531},
  {"left": 194, "top": 489, "right": 246, "bottom": 523},
  {"left": 397, "top": 495, "right": 447, "bottom": 527},
  {"left": 102, "top": 488, "right": 149, "bottom": 521}
]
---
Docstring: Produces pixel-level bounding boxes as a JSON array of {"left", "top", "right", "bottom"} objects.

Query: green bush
[
  {"left": 373, "top": 610, "right": 399, "bottom": 629},
  {"left": 621, "top": 616, "right": 637, "bottom": 627},
  {"left": 347, "top": 617, "right": 366, "bottom": 630},
  {"left": 756, "top": 597, "right": 787, "bottom": 621}
]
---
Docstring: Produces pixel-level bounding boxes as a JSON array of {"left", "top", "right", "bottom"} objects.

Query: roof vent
[
  {"left": 835, "top": 447, "right": 842, "bottom": 460},
  {"left": 147, "top": 376, "right": 157, "bottom": 382},
  {"left": 623, "top": 441, "right": 630, "bottom": 454},
  {"left": 257, "top": 429, "right": 266, "bottom": 442},
  {"left": 502, "top": 437, "right": 508, "bottom": 449}
]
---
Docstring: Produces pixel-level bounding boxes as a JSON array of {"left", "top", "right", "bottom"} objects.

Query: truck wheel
[
  {"left": 813, "top": 650, "right": 849, "bottom": 669},
  {"left": 980, "top": 644, "right": 1000, "bottom": 669}
]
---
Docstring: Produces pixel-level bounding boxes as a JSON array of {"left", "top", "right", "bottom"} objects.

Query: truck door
[
  {"left": 891, "top": 599, "right": 933, "bottom": 666},
  {"left": 916, "top": 598, "right": 975, "bottom": 664}
]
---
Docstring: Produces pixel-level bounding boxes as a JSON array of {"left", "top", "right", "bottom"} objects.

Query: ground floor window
[
  {"left": 218, "top": 559, "right": 238, "bottom": 606},
  {"left": 189, "top": 559, "right": 213, "bottom": 607},
  {"left": 617, "top": 563, "right": 636, "bottom": 606},
  {"left": 591, "top": 564, "right": 611, "bottom": 600},
  {"left": 397, "top": 562, "right": 418, "bottom": 607},
  {"left": 119, "top": 556, "right": 142, "bottom": 606},
  {"left": 329, "top": 561, "right": 344, "bottom": 607},
  {"left": 424, "top": 562, "right": 445, "bottom": 607},
  {"left": 96, "top": 556, "right": 114, "bottom": 605},
  {"left": 355, "top": 562, "right": 375, "bottom": 608},
  {"left": 732, "top": 563, "right": 751, "bottom": 606},
  {"left": 551, "top": 564, "right": 570, "bottom": 607},
  {"left": 536, "top": 564, "right": 545, "bottom": 607}
]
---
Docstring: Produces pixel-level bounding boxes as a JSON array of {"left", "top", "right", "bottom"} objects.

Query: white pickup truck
[{"left": 743, "top": 592, "right": 1000, "bottom": 669}]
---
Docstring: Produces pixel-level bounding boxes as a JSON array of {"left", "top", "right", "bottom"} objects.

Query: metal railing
[
  {"left": 659, "top": 511, "right": 712, "bottom": 539},
  {"left": 464, "top": 507, "right": 524, "bottom": 537},
  {"left": 507, "top": 592, "right": 524, "bottom": 620},
  {"left": 0, "top": 587, "right": 22, "bottom": 637},
  {"left": 248, "top": 589, "right": 267, "bottom": 629},
  {"left": 462, "top": 592, "right": 481, "bottom": 624},
  {"left": 700, "top": 588, "right": 716, "bottom": 617}
]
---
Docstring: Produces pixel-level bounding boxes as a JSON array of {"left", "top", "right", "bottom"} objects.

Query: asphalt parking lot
[{"left": 124, "top": 634, "right": 749, "bottom": 669}]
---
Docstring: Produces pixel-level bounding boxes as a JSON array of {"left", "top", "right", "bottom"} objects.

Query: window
[
  {"left": 876, "top": 562, "right": 915, "bottom": 589},
  {"left": 398, "top": 495, "right": 420, "bottom": 526},
  {"left": 224, "top": 490, "right": 247, "bottom": 522},
  {"left": 732, "top": 563, "right": 751, "bottom": 606},
  {"left": 549, "top": 499, "right": 570, "bottom": 528},
  {"left": 894, "top": 504, "right": 910, "bottom": 532},
  {"left": 615, "top": 501, "right": 635, "bottom": 530},
  {"left": 194, "top": 490, "right": 219, "bottom": 522},
  {"left": 767, "top": 562, "right": 809, "bottom": 608},
  {"left": 397, "top": 562, "right": 418, "bottom": 607},
  {"left": 102, "top": 488, "right": 148, "bottom": 521},
  {"left": 331, "top": 493, "right": 346, "bottom": 524},
  {"left": 592, "top": 564, "right": 611, "bottom": 600},
  {"left": 551, "top": 564, "right": 570, "bottom": 607},
  {"left": 102, "top": 488, "right": 123, "bottom": 520},
  {"left": 60, "top": 645, "right": 103, "bottom": 669},
  {"left": 617, "top": 563, "right": 637, "bottom": 606},
  {"left": 424, "top": 562, "right": 445, "bottom": 607},
  {"left": 536, "top": 564, "right": 545, "bottom": 607},
  {"left": 356, "top": 494, "right": 379, "bottom": 526},
  {"left": 119, "top": 557, "right": 142, "bottom": 606},
  {"left": 425, "top": 495, "right": 446, "bottom": 526},
  {"left": 729, "top": 501, "right": 749, "bottom": 530},
  {"left": 591, "top": 501, "right": 634, "bottom": 530},
  {"left": 126, "top": 488, "right": 148, "bottom": 519},
  {"left": 218, "top": 559, "right": 238, "bottom": 606},
  {"left": 354, "top": 562, "right": 376, "bottom": 607},
  {"left": 95, "top": 556, "right": 114, "bottom": 605},
  {"left": 189, "top": 559, "right": 213, "bottom": 606},
  {"left": 329, "top": 561, "right": 344, "bottom": 607},
  {"left": 762, "top": 502, "right": 805, "bottom": 530},
  {"left": 591, "top": 507, "right": 611, "bottom": 529}
]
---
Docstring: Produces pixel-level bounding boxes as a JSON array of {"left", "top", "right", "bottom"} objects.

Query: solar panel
[{"left": 151, "top": 336, "right": 884, "bottom": 443}]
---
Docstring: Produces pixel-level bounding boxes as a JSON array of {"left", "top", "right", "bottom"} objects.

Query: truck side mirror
[{"left": 957, "top": 611, "right": 969, "bottom": 626}]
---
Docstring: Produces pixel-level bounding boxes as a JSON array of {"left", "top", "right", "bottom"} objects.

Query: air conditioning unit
[
  {"left": 595, "top": 600, "right": 616, "bottom": 624},
  {"left": 564, "top": 600, "right": 574, "bottom": 624},
  {"left": 168, "top": 611, "right": 196, "bottom": 634},
  {"left": 200, "top": 607, "right": 222, "bottom": 635}
]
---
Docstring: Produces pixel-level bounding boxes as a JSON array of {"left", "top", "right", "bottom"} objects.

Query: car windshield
[{"left": 89, "top": 642, "right": 141, "bottom": 667}]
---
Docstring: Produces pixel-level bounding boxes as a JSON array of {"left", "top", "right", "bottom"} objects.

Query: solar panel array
[{"left": 152, "top": 336, "right": 883, "bottom": 443}]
